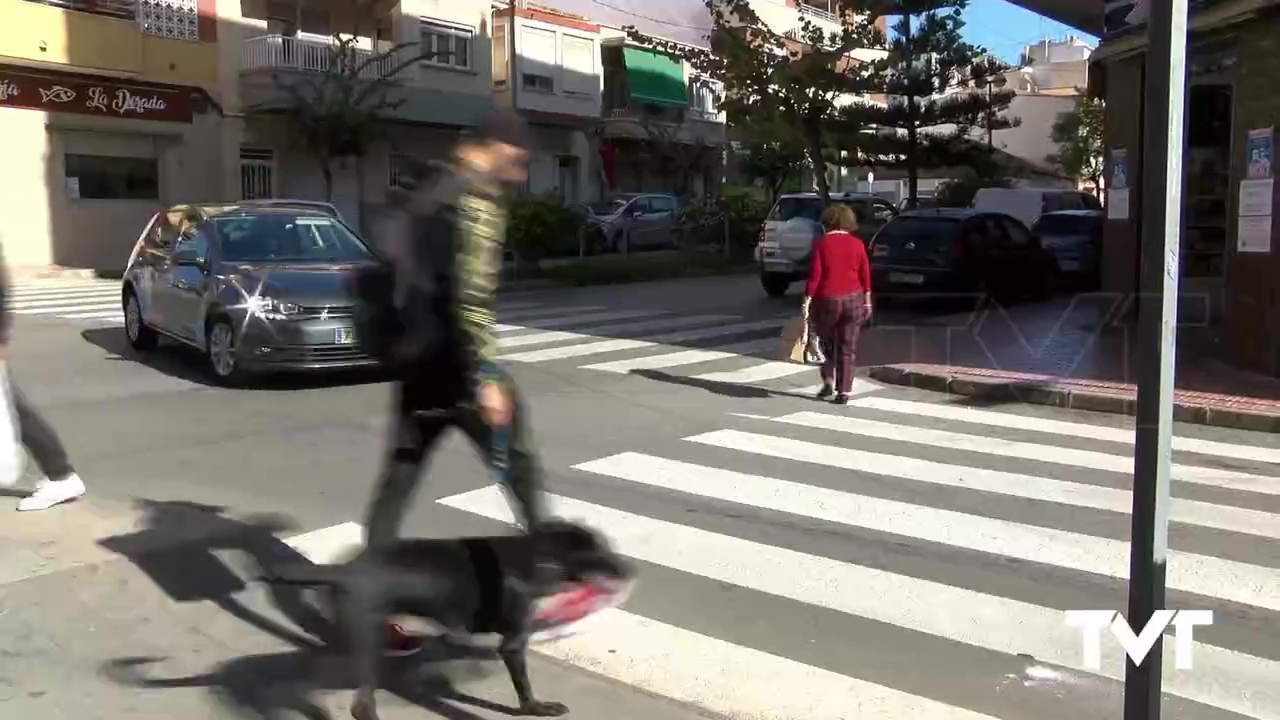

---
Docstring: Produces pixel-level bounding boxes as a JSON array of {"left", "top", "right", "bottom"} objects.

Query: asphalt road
[{"left": 1, "top": 273, "right": 1278, "bottom": 720}]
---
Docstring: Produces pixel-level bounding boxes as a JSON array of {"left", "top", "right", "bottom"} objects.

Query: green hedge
[{"left": 507, "top": 195, "right": 588, "bottom": 265}]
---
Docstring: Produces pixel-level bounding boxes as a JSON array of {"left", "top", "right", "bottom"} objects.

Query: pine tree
[
  {"left": 834, "top": 0, "right": 1016, "bottom": 204},
  {"left": 734, "top": 117, "right": 808, "bottom": 203},
  {"left": 626, "top": 0, "right": 885, "bottom": 201}
]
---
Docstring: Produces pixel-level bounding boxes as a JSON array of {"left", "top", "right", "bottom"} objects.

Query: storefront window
[
  {"left": 1182, "top": 65, "right": 1233, "bottom": 280},
  {"left": 64, "top": 154, "right": 159, "bottom": 200}
]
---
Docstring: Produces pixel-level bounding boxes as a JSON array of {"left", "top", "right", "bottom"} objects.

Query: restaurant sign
[{"left": 0, "top": 67, "right": 193, "bottom": 123}]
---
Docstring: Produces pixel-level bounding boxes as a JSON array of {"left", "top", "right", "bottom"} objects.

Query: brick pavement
[{"left": 858, "top": 294, "right": 1280, "bottom": 432}]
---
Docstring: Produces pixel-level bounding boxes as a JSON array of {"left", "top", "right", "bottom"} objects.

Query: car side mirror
[{"left": 629, "top": 208, "right": 643, "bottom": 217}]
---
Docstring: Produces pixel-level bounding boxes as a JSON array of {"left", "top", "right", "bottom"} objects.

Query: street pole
[{"left": 1125, "top": 0, "right": 1188, "bottom": 718}]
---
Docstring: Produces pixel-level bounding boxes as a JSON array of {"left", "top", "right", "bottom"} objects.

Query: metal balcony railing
[
  {"left": 23, "top": 0, "right": 136, "bottom": 20},
  {"left": 797, "top": 0, "right": 837, "bottom": 24},
  {"left": 241, "top": 35, "right": 399, "bottom": 80}
]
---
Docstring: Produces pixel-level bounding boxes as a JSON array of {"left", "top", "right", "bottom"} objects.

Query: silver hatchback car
[{"left": 120, "top": 203, "right": 381, "bottom": 385}]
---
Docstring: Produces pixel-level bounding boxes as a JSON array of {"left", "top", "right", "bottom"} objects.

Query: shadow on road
[
  {"left": 630, "top": 369, "right": 774, "bottom": 399},
  {"left": 79, "top": 328, "right": 391, "bottom": 391},
  {"left": 94, "top": 499, "right": 506, "bottom": 720}
]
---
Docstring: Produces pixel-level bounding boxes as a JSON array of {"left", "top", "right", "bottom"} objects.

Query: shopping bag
[
  {"left": 781, "top": 316, "right": 808, "bottom": 363},
  {"left": 0, "top": 363, "right": 24, "bottom": 488}
]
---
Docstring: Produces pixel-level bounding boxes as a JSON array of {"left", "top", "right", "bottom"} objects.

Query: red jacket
[{"left": 805, "top": 230, "right": 871, "bottom": 299}]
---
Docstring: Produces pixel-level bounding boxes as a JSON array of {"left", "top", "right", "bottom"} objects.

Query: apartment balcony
[
  {"left": 6, "top": 0, "right": 217, "bottom": 87},
  {"left": 241, "top": 35, "right": 399, "bottom": 81},
  {"left": 797, "top": 0, "right": 839, "bottom": 26},
  {"left": 601, "top": 102, "right": 726, "bottom": 146},
  {"left": 238, "top": 34, "right": 492, "bottom": 127}
]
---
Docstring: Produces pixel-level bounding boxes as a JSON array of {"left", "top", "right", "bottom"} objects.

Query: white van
[{"left": 971, "top": 188, "right": 1101, "bottom": 229}]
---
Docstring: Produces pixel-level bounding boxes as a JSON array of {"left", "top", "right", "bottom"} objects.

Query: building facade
[
  {"left": 491, "top": 2, "right": 601, "bottom": 203},
  {"left": 0, "top": 0, "right": 225, "bottom": 270},
  {"left": 1091, "top": 0, "right": 1280, "bottom": 377},
  {"left": 986, "top": 37, "right": 1093, "bottom": 180},
  {"left": 222, "top": 0, "right": 498, "bottom": 235}
]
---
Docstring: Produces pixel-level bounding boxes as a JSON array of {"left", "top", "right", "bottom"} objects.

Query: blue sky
[
  {"left": 539, "top": 0, "right": 1098, "bottom": 57},
  {"left": 961, "top": 0, "right": 1098, "bottom": 61}
]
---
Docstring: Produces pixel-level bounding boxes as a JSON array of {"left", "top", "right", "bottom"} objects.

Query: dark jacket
[{"left": 355, "top": 160, "right": 507, "bottom": 409}]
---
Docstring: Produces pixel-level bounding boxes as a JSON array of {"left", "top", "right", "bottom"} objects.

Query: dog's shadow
[
  {"left": 94, "top": 499, "right": 520, "bottom": 720},
  {"left": 102, "top": 642, "right": 519, "bottom": 720}
]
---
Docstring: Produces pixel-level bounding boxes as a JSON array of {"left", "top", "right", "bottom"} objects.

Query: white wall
[
  {"left": 400, "top": 0, "right": 494, "bottom": 98},
  {"left": 494, "top": 13, "right": 602, "bottom": 118},
  {"left": 990, "top": 93, "right": 1077, "bottom": 169}
]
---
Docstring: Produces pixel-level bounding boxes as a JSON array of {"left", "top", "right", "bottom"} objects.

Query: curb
[{"left": 867, "top": 366, "right": 1280, "bottom": 434}]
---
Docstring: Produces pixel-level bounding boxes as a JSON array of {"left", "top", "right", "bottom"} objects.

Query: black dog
[{"left": 264, "top": 520, "right": 632, "bottom": 720}]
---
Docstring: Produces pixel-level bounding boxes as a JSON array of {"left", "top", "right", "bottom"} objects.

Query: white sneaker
[{"left": 17, "top": 474, "right": 86, "bottom": 512}]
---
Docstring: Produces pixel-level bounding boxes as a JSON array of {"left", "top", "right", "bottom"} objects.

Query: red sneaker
[
  {"left": 528, "top": 577, "right": 634, "bottom": 644},
  {"left": 384, "top": 622, "right": 427, "bottom": 657}
]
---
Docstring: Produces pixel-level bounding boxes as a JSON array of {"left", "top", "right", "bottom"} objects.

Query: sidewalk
[
  {"left": 0, "top": 497, "right": 718, "bottom": 720},
  {"left": 858, "top": 295, "right": 1280, "bottom": 433}
]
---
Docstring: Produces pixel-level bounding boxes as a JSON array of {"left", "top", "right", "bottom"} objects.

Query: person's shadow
[{"left": 94, "top": 499, "right": 514, "bottom": 720}]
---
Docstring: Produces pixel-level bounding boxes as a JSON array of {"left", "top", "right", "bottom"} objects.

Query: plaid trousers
[{"left": 810, "top": 292, "right": 869, "bottom": 394}]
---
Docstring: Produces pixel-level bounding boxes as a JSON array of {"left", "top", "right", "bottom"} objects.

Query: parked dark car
[
  {"left": 1030, "top": 209, "right": 1103, "bottom": 287},
  {"left": 121, "top": 203, "right": 380, "bottom": 385},
  {"left": 869, "top": 208, "right": 1059, "bottom": 305}
]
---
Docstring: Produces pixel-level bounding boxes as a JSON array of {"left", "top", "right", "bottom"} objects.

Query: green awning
[{"left": 622, "top": 47, "right": 688, "bottom": 107}]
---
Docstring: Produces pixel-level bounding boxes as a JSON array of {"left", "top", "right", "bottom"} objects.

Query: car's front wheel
[
  {"left": 123, "top": 288, "right": 157, "bottom": 351},
  {"left": 205, "top": 316, "right": 248, "bottom": 386}
]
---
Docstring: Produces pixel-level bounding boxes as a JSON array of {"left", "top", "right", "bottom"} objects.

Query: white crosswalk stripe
[
  {"left": 282, "top": 391, "right": 1280, "bottom": 720},
  {"left": 7, "top": 278, "right": 123, "bottom": 324}
]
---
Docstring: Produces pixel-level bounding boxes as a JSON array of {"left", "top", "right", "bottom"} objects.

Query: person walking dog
[{"left": 802, "top": 203, "right": 873, "bottom": 405}]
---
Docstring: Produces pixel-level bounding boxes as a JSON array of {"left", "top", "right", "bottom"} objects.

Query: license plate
[
  {"left": 334, "top": 327, "right": 355, "bottom": 344},
  {"left": 889, "top": 272, "right": 925, "bottom": 285}
]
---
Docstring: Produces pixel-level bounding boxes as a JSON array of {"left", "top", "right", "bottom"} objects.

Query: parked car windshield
[
  {"left": 768, "top": 197, "right": 825, "bottom": 222},
  {"left": 874, "top": 216, "right": 960, "bottom": 250},
  {"left": 214, "top": 214, "right": 374, "bottom": 263},
  {"left": 1033, "top": 214, "right": 1102, "bottom": 235}
]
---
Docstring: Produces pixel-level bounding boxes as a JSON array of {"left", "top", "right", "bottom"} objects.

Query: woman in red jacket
[{"left": 802, "top": 203, "right": 873, "bottom": 405}]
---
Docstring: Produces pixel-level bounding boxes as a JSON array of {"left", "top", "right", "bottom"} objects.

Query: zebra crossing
[
  {"left": 493, "top": 300, "right": 836, "bottom": 394},
  {"left": 7, "top": 277, "right": 124, "bottom": 323},
  {"left": 285, "top": 390, "right": 1280, "bottom": 720}
]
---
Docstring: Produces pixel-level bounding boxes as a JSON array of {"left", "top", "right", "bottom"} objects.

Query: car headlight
[{"left": 244, "top": 295, "right": 300, "bottom": 320}]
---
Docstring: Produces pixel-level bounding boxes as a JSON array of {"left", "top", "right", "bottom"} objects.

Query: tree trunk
[{"left": 801, "top": 123, "right": 829, "bottom": 201}]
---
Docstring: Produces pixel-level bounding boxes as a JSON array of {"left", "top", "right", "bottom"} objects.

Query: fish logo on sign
[{"left": 39, "top": 86, "right": 76, "bottom": 103}]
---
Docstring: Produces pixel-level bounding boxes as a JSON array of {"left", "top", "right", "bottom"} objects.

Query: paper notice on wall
[
  {"left": 1110, "top": 149, "right": 1128, "bottom": 189},
  {"left": 1238, "top": 178, "right": 1274, "bottom": 217},
  {"left": 65, "top": 176, "right": 80, "bottom": 199},
  {"left": 1246, "top": 127, "right": 1273, "bottom": 179},
  {"left": 1237, "top": 213, "right": 1272, "bottom": 253},
  {"left": 1107, "top": 188, "right": 1130, "bottom": 219}
]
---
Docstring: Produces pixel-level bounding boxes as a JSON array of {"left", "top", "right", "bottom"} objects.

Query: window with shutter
[
  {"left": 520, "top": 27, "right": 557, "bottom": 93},
  {"left": 561, "top": 35, "right": 597, "bottom": 96},
  {"left": 420, "top": 19, "right": 473, "bottom": 70}
]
